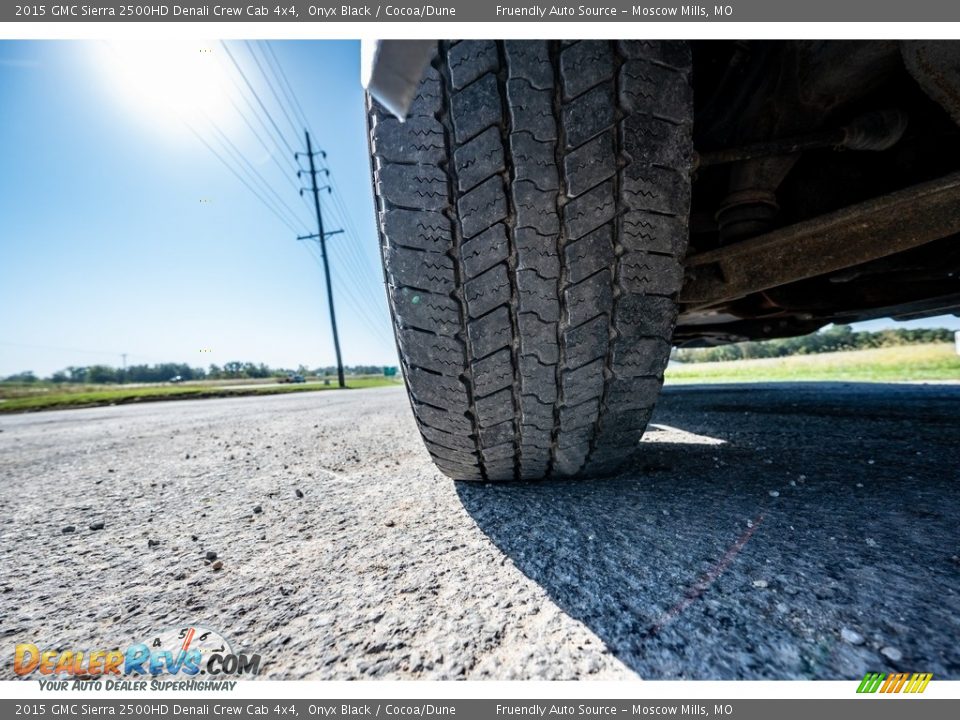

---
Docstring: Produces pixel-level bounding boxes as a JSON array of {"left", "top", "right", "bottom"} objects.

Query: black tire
[{"left": 367, "top": 40, "right": 693, "bottom": 481}]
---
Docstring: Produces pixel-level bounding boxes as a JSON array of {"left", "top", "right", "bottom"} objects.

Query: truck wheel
[{"left": 367, "top": 40, "right": 693, "bottom": 481}]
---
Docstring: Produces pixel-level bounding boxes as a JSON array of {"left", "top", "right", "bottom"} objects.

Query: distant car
[
  {"left": 290, "top": 374, "right": 306, "bottom": 384},
  {"left": 169, "top": 375, "right": 183, "bottom": 384}
]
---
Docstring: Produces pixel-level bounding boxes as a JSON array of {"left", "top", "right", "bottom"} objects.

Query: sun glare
[{"left": 97, "top": 40, "right": 239, "bottom": 137}]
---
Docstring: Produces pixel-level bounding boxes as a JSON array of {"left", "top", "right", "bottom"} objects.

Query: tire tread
[{"left": 368, "top": 41, "right": 693, "bottom": 481}]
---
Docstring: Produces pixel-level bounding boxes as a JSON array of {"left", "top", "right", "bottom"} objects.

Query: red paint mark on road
[{"left": 648, "top": 513, "right": 765, "bottom": 636}]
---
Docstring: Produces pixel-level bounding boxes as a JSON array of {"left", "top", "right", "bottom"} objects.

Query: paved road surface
[{"left": 1, "top": 383, "right": 958, "bottom": 679}]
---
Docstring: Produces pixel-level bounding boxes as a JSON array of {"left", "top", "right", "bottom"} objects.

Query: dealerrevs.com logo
[
  {"left": 14, "top": 626, "right": 261, "bottom": 690},
  {"left": 857, "top": 672, "right": 934, "bottom": 694}
]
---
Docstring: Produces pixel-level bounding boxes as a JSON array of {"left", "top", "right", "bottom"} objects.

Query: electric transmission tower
[{"left": 296, "top": 130, "right": 345, "bottom": 388}]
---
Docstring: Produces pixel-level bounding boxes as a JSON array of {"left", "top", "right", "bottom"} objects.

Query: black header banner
[
  {"left": 3, "top": 699, "right": 960, "bottom": 720},
  {"left": 5, "top": 1, "right": 960, "bottom": 22}
]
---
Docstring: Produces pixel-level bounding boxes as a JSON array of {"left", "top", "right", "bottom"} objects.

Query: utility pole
[
  {"left": 121, "top": 353, "right": 127, "bottom": 383},
  {"left": 296, "top": 130, "right": 345, "bottom": 388}
]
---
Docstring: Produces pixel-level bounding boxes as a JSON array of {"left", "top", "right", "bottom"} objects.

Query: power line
[
  {"left": 96, "top": 41, "right": 296, "bottom": 234},
  {"left": 221, "top": 41, "right": 298, "bottom": 158},
  {"left": 320, "top": 167, "right": 384, "bottom": 282},
  {"left": 262, "top": 42, "right": 313, "bottom": 132},
  {"left": 248, "top": 43, "right": 372, "bottom": 257},
  {"left": 0, "top": 340, "right": 149, "bottom": 359},
  {"left": 300, "top": 242, "right": 393, "bottom": 348},
  {"left": 185, "top": 122, "right": 304, "bottom": 236},
  {"left": 204, "top": 119, "right": 311, "bottom": 232},
  {"left": 218, "top": 43, "right": 385, "bottom": 326},
  {"left": 245, "top": 41, "right": 302, "bottom": 142},
  {"left": 95, "top": 41, "right": 392, "bottom": 366},
  {"left": 254, "top": 41, "right": 379, "bottom": 266},
  {"left": 215, "top": 47, "right": 301, "bottom": 175},
  {"left": 223, "top": 89, "right": 307, "bottom": 200},
  {"left": 195, "top": 131, "right": 392, "bottom": 353},
  {"left": 218, "top": 41, "right": 318, "bottom": 222},
  {"left": 313, "top": 273, "right": 394, "bottom": 351},
  {"left": 304, "top": 165, "right": 383, "bottom": 282},
  {"left": 213, "top": 53, "right": 318, "bottom": 223},
  {"left": 322, "top": 193, "right": 389, "bottom": 310},
  {"left": 245, "top": 43, "right": 394, "bottom": 352}
]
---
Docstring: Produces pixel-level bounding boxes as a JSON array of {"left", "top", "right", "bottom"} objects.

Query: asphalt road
[{"left": 1, "top": 382, "right": 958, "bottom": 680}]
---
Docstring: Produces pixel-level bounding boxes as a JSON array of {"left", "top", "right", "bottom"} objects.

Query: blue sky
[
  {"left": 1, "top": 40, "right": 957, "bottom": 378},
  {"left": 1, "top": 40, "right": 396, "bottom": 377}
]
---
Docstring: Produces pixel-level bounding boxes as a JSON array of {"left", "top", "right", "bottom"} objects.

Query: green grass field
[
  {"left": 0, "top": 376, "right": 402, "bottom": 414},
  {"left": 3, "top": 343, "right": 957, "bottom": 413},
  {"left": 665, "top": 343, "right": 960, "bottom": 384}
]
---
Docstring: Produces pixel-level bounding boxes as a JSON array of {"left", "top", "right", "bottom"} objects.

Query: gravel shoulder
[{"left": 1, "top": 383, "right": 958, "bottom": 679}]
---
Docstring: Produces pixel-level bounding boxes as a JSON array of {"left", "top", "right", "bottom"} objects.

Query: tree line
[
  {"left": 3, "top": 362, "right": 398, "bottom": 385},
  {"left": 674, "top": 325, "right": 956, "bottom": 364}
]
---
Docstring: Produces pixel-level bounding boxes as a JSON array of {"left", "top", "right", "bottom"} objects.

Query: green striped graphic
[{"left": 857, "top": 672, "right": 886, "bottom": 693}]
